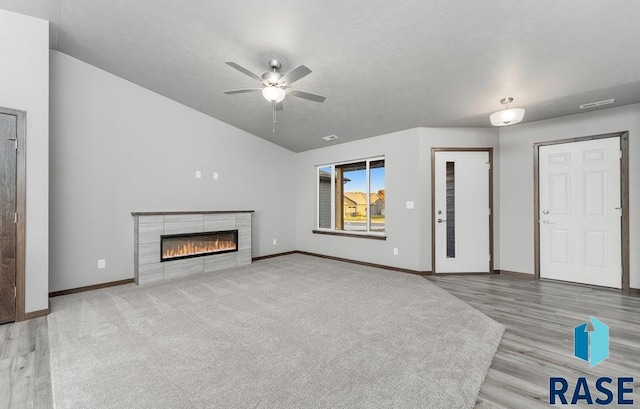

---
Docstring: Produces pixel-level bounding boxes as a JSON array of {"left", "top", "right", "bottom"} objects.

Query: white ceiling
[{"left": 2, "top": 0, "right": 640, "bottom": 152}]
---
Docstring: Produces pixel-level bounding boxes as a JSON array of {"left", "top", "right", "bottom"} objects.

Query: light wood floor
[
  {"left": 0, "top": 317, "right": 51, "bottom": 409},
  {"left": 1, "top": 275, "right": 638, "bottom": 409},
  {"left": 427, "top": 274, "right": 640, "bottom": 408}
]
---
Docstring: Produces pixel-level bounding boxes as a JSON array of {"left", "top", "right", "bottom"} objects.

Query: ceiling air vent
[
  {"left": 579, "top": 99, "right": 615, "bottom": 109},
  {"left": 322, "top": 135, "right": 338, "bottom": 141}
]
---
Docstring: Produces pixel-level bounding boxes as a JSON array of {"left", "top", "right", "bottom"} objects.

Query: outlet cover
[
  {"left": 195, "top": 170, "right": 202, "bottom": 178},
  {"left": 393, "top": 248, "right": 399, "bottom": 256},
  {"left": 213, "top": 172, "right": 219, "bottom": 180},
  {"left": 272, "top": 239, "right": 277, "bottom": 245},
  {"left": 406, "top": 201, "right": 414, "bottom": 209},
  {"left": 98, "top": 259, "right": 106, "bottom": 269}
]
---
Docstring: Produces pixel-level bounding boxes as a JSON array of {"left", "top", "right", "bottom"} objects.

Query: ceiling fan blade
[
  {"left": 225, "top": 62, "right": 262, "bottom": 81},
  {"left": 222, "top": 88, "right": 262, "bottom": 95},
  {"left": 279, "top": 65, "right": 311, "bottom": 85},
  {"left": 275, "top": 102, "right": 284, "bottom": 111},
  {"left": 287, "top": 89, "right": 326, "bottom": 103}
]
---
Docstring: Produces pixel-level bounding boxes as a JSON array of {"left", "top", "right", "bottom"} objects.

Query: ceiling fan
[{"left": 222, "top": 59, "right": 326, "bottom": 131}]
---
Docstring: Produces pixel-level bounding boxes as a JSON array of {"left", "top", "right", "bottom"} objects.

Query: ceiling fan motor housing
[{"left": 262, "top": 71, "right": 282, "bottom": 85}]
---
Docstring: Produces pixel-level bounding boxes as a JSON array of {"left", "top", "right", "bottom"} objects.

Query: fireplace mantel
[
  {"left": 132, "top": 210, "right": 254, "bottom": 216},
  {"left": 133, "top": 211, "right": 252, "bottom": 284}
]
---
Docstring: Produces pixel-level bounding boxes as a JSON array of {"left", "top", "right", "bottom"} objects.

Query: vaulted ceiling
[{"left": 1, "top": 0, "right": 640, "bottom": 151}]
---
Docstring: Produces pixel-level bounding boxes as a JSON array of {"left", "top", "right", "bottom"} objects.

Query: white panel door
[
  {"left": 434, "top": 151, "right": 490, "bottom": 273},
  {"left": 539, "top": 137, "right": 621, "bottom": 288}
]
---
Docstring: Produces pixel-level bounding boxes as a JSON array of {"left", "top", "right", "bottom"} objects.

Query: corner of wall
[{"left": 0, "top": 10, "right": 50, "bottom": 314}]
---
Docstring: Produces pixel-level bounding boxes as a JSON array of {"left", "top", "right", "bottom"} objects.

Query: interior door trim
[
  {"left": 533, "top": 132, "right": 630, "bottom": 293},
  {"left": 431, "top": 148, "right": 494, "bottom": 275},
  {"left": 0, "top": 106, "right": 26, "bottom": 322}
]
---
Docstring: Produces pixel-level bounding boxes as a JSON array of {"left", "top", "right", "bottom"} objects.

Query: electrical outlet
[
  {"left": 213, "top": 172, "right": 219, "bottom": 180},
  {"left": 393, "top": 248, "right": 398, "bottom": 256},
  {"left": 195, "top": 170, "right": 202, "bottom": 178},
  {"left": 98, "top": 259, "right": 106, "bottom": 269},
  {"left": 273, "top": 239, "right": 277, "bottom": 245}
]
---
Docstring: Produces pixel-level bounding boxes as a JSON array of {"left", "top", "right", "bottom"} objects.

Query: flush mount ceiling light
[{"left": 489, "top": 97, "right": 525, "bottom": 127}]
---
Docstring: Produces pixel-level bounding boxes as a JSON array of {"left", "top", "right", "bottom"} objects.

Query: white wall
[
  {"left": 0, "top": 10, "right": 49, "bottom": 313},
  {"left": 498, "top": 103, "right": 640, "bottom": 288},
  {"left": 49, "top": 51, "right": 296, "bottom": 292},
  {"left": 295, "top": 127, "right": 499, "bottom": 272}
]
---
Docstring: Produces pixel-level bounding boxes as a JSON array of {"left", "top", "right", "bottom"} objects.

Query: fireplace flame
[{"left": 163, "top": 238, "right": 237, "bottom": 260}]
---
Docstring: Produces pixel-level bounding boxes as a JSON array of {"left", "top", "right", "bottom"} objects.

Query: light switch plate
[
  {"left": 98, "top": 259, "right": 106, "bottom": 269},
  {"left": 213, "top": 172, "right": 219, "bottom": 180},
  {"left": 195, "top": 170, "right": 202, "bottom": 178},
  {"left": 406, "top": 201, "right": 414, "bottom": 209}
]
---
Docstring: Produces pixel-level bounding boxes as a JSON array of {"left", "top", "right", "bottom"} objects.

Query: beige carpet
[{"left": 48, "top": 254, "right": 504, "bottom": 408}]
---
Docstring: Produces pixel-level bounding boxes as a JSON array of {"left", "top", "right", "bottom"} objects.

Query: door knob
[{"left": 437, "top": 218, "right": 447, "bottom": 223}]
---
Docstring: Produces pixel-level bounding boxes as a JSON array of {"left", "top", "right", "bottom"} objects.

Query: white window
[{"left": 317, "top": 157, "right": 385, "bottom": 235}]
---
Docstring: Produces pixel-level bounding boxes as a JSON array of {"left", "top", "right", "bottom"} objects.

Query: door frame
[
  {"left": 0, "top": 106, "right": 26, "bottom": 322},
  {"left": 533, "top": 131, "right": 630, "bottom": 292},
  {"left": 431, "top": 147, "right": 494, "bottom": 274}
]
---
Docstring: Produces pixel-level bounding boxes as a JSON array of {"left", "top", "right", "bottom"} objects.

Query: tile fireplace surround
[{"left": 132, "top": 211, "right": 253, "bottom": 285}]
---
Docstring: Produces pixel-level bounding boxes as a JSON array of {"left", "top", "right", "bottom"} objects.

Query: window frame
[{"left": 315, "top": 156, "right": 386, "bottom": 238}]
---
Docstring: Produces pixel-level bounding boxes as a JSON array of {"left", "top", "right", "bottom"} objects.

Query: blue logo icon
[
  {"left": 549, "top": 317, "right": 633, "bottom": 405},
  {"left": 574, "top": 316, "right": 609, "bottom": 367}
]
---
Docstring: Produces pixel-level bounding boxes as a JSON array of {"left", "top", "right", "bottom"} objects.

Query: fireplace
[
  {"left": 132, "top": 211, "right": 253, "bottom": 285},
  {"left": 160, "top": 230, "right": 238, "bottom": 262}
]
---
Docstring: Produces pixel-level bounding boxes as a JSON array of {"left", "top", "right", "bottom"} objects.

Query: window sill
[{"left": 312, "top": 230, "right": 387, "bottom": 241}]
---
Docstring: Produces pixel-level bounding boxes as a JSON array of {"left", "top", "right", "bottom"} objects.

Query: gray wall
[
  {"left": 49, "top": 51, "right": 296, "bottom": 292},
  {"left": 295, "top": 127, "right": 499, "bottom": 272},
  {"left": 499, "top": 103, "right": 640, "bottom": 288},
  {"left": 48, "top": 49, "right": 640, "bottom": 291},
  {"left": 0, "top": 10, "right": 49, "bottom": 313}
]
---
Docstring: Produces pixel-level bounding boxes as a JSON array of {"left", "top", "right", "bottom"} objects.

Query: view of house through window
[{"left": 317, "top": 157, "right": 385, "bottom": 234}]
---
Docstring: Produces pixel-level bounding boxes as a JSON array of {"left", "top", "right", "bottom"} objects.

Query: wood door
[
  {"left": 539, "top": 137, "right": 622, "bottom": 288},
  {"left": 434, "top": 151, "right": 490, "bottom": 273},
  {"left": 0, "top": 113, "right": 17, "bottom": 323}
]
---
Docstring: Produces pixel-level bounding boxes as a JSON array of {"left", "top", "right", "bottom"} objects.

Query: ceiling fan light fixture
[
  {"left": 262, "top": 86, "right": 286, "bottom": 103},
  {"left": 490, "top": 97, "right": 525, "bottom": 126}
]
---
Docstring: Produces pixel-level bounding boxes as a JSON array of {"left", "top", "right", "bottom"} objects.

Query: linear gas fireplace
[
  {"left": 132, "top": 211, "right": 253, "bottom": 285},
  {"left": 161, "top": 230, "right": 238, "bottom": 262}
]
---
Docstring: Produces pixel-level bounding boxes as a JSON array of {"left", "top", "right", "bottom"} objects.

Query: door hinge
[
  {"left": 620, "top": 150, "right": 623, "bottom": 159},
  {"left": 14, "top": 287, "right": 16, "bottom": 298},
  {"left": 14, "top": 212, "right": 17, "bottom": 224},
  {"left": 488, "top": 208, "right": 491, "bottom": 216},
  {"left": 8, "top": 137, "right": 17, "bottom": 150},
  {"left": 487, "top": 162, "right": 491, "bottom": 170}
]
